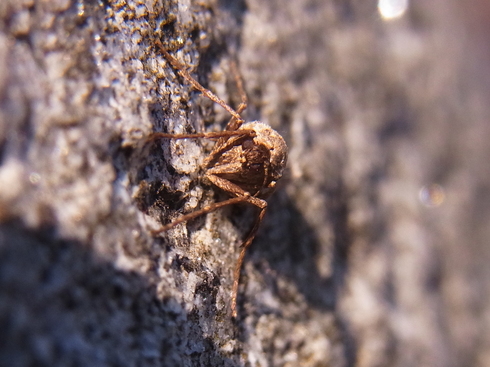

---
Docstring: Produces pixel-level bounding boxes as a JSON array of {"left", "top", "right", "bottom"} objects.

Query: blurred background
[{"left": 0, "top": 0, "right": 489, "bottom": 366}]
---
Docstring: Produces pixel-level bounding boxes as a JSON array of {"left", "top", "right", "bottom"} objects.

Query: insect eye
[{"left": 242, "top": 139, "right": 254, "bottom": 150}]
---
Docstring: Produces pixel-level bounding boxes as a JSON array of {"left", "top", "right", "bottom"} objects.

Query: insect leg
[
  {"left": 150, "top": 195, "right": 251, "bottom": 235},
  {"left": 204, "top": 174, "right": 268, "bottom": 317},
  {"left": 231, "top": 204, "right": 267, "bottom": 318},
  {"left": 149, "top": 129, "right": 254, "bottom": 141}
]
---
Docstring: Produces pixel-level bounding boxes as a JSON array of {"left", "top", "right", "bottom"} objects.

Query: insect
[{"left": 150, "top": 39, "right": 288, "bottom": 318}]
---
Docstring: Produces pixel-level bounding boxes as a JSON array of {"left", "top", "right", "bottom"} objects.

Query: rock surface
[{"left": 1, "top": 0, "right": 490, "bottom": 366}]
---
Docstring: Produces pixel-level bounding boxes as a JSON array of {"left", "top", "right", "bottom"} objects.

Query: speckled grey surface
[{"left": 1, "top": 0, "right": 490, "bottom": 366}]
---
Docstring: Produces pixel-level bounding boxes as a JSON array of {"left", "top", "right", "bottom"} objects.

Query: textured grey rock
[{"left": 1, "top": 0, "right": 490, "bottom": 366}]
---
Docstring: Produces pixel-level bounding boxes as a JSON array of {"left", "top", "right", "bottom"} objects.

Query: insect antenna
[{"left": 154, "top": 39, "right": 244, "bottom": 124}]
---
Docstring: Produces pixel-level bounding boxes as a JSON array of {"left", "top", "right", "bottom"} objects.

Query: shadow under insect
[{"left": 250, "top": 188, "right": 351, "bottom": 314}]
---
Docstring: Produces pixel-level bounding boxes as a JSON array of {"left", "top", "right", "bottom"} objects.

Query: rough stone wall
[{"left": 1, "top": 0, "right": 490, "bottom": 366}]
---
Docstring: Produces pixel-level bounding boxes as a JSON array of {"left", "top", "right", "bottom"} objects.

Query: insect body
[{"left": 151, "top": 39, "right": 287, "bottom": 318}]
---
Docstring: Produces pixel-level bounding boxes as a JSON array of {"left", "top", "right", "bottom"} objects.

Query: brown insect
[{"left": 150, "top": 39, "right": 288, "bottom": 318}]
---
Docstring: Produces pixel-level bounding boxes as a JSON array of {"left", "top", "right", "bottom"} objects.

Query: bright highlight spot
[
  {"left": 29, "top": 172, "right": 41, "bottom": 185},
  {"left": 419, "top": 184, "right": 445, "bottom": 208},
  {"left": 378, "top": 0, "right": 409, "bottom": 20}
]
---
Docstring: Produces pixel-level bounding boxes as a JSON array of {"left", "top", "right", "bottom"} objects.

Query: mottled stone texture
[{"left": 1, "top": 0, "right": 490, "bottom": 366}]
